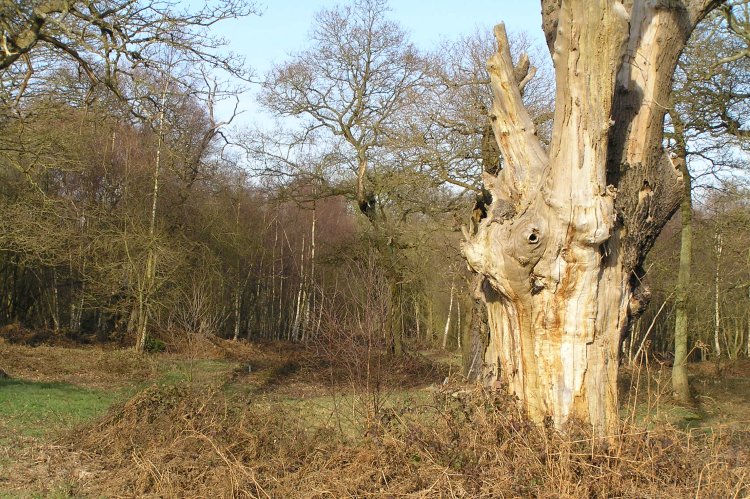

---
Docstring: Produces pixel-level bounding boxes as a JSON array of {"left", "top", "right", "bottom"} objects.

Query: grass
[
  {"left": 0, "top": 347, "right": 239, "bottom": 443},
  {"left": 0, "top": 349, "right": 242, "bottom": 497},
  {"left": 0, "top": 482, "right": 78, "bottom": 499},
  {"left": 157, "top": 358, "right": 237, "bottom": 385},
  {"left": 0, "top": 378, "right": 124, "bottom": 439},
  {"left": 258, "top": 388, "right": 436, "bottom": 440}
]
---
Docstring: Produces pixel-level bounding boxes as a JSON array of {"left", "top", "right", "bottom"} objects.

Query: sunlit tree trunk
[
  {"left": 414, "top": 299, "right": 421, "bottom": 339},
  {"left": 443, "top": 277, "right": 455, "bottom": 349},
  {"left": 427, "top": 301, "right": 434, "bottom": 343},
  {"left": 271, "top": 217, "right": 278, "bottom": 339},
  {"left": 457, "top": 299, "right": 462, "bottom": 351},
  {"left": 291, "top": 236, "right": 305, "bottom": 341},
  {"left": 714, "top": 231, "right": 723, "bottom": 358},
  {"left": 50, "top": 269, "right": 60, "bottom": 333},
  {"left": 277, "top": 223, "right": 285, "bottom": 339},
  {"left": 463, "top": 1, "right": 718, "bottom": 435},
  {"left": 390, "top": 280, "right": 404, "bottom": 356},
  {"left": 135, "top": 83, "right": 168, "bottom": 353},
  {"left": 303, "top": 205, "right": 316, "bottom": 341}
]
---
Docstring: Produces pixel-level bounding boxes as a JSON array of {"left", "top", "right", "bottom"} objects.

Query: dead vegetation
[
  {"left": 1, "top": 339, "right": 749, "bottom": 498},
  {"left": 0, "top": 323, "right": 92, "bottom": 348},
  {"left": 0, "top": 340, "right": 158, "bottom": 388},
  {"left": 162, "top": 331, "right": 270, "bottom": 362},
  {"left": 19, "top": 382, "right": 745, "bottom": 498}
]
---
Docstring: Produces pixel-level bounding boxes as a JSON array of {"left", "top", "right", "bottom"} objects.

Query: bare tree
[
  {"left": 462, "top": 1, "right": 725, "bottom": 435},
  {"left": 416, "top": 30, "right": 553, "bottom": 192},
  {"left": 255, "top": 0, "right": 435, "bottom": 354},
  {"left": 0, "top": 0, "right": 256, "bottom": 126},
  {"left": 258, "top": 0, "right": 427, "bottom": 218}
]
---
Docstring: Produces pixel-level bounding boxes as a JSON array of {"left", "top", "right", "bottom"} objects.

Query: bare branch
[{"left": 485, "top": 24, "right": 547, "bottom": 199}]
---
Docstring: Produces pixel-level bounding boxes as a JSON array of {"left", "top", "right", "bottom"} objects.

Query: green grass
[
  {"left": 0, "top": 357, "right": 236, "bottom": 444},
  {"left": 0, "top": 379, "right": 124, "bottom": 439},
  {"left": 157, "top": 358, "right": 237, "bottom": 385},
  {"left": 0, "top": 482, "right": 78, "bottom": 499},
  {"left": 258, "top": 387, "right": 436, "bottom": 440}
]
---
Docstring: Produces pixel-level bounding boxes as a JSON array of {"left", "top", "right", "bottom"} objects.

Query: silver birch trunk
[
  {"left": 72, "top": 257, "right": 85, "bottom": 334},
  {"left": 50, "top": 270, "right": 60, "bottom": 333},
  {"left": 443, "top": 278, "right": 455, "bottom": 349},
  {"left": 271, "top": 218, "right": 278, "bottom": 338},
  {"left": 414, "top": 299, "right": 421, "bottom": 340},
  {"left": 457, "top": 298, "right": 462, "bottom": 351},
  {"left": 463, "top": 1, "right": 718, "bottom": 435},
  {"left": 233, "top": 198, "right": 242, "bottom": 341},
  {"left": 135, "top": 83, "right": 168, "bottom": 353},
  {"left": 291, "top": 236, "right": 305, "bottom": 341},
  {"left": 427, "top": 301, "right": 434, "bottom": 343},
  {"left": 714, "top": 231, "right": 723, "bottom": 358},
  {"left": 278, "top": 228, "right": 286, "bottom": 339},
  {"left": 233, "top": 285, "right": 241, "bottom": 341},
  {"left": 302, "top": 208, "right": 316, "bottom": 342}
]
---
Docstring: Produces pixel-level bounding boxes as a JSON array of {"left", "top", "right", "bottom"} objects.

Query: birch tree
[{"left": 462, "top": 0, "right": 725, "bottom": 435}]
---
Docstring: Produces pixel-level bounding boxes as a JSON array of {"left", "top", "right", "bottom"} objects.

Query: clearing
[{"left": 0, "top": 336, "right": 748, "bottom": 497}]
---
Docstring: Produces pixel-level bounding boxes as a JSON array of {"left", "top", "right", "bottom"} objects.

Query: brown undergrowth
[
  {"left": 0, "top": 340, "right": 158, "bottom": 388},
  {"left": 0, "top": 323, "right": 89, "bottom": 347},
  {"left": 2, "top": 332, "right": 747, "bottom": 497},
  {"left": 47, "top": 380, "right": 748, "bottom": 498},
  {"left": 163, "top": 332, "right": 271, "bottom": 362}
]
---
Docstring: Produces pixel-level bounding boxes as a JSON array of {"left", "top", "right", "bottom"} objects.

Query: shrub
[{"left": 143, "top": 336, "right": 166, "bottom": 354}]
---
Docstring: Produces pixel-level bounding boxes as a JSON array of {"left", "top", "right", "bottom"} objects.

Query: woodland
[{"left": 0, "top": 0, "right": 750, "bottom": 497}]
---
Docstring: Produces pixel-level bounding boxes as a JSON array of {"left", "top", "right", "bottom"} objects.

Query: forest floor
[{"left": 0, "top": 335, "right": 748, "bottom": 498}]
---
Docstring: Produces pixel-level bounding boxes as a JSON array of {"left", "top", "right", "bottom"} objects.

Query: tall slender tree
[{"left": 668, "top": 5, "right": 750, "bottom": 402}]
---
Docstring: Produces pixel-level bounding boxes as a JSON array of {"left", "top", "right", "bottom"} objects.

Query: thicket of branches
[{"left": 0, "top": 0, "right": 748, "bottom": 367}]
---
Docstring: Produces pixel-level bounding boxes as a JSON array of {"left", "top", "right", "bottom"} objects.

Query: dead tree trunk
[
  {"left": 463, "top": 1, "right": 720, "bottom": 435},
  {"left": 465, "top": 278, "right": 490, "bottom": 380}
]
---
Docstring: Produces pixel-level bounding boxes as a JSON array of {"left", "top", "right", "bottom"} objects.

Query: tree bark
[
  {"left": 457, "top": 298, "right": 462, "bottom": 351},
  {"left": 233, "top": 194, "right": 242, "bottom": 342},
  {"left": 414, "top": 298, "right": 421, "bottom": 340},
  {"left": 465, "top": 278, "right": 490, "bottom": 380},
  {"left": 463, "top": 1, "right": 718, "bottom": 435},
  {"left": 390, "top": 280, "right": 404, "bottom": 356},
  {"left": 669, "top": 101, "right": 693, "bottom": 404},
  {"left": 427, "top": 301, "right": 434, "bottom": 343},
  {"left": 304, "top": 204, "right": 316, "bottom": 341},
  {"left": 672, "top": 157, "right": 692, "bottom": 404}
]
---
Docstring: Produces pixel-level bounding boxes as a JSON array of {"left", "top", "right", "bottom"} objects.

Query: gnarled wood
[{"left": 464, "top": 0, "right": 723, "bottom": 435}]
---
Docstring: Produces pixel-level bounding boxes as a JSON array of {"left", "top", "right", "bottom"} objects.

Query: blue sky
[{"left": 211, "top": 2, "right": 544, "bottom": 127}]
